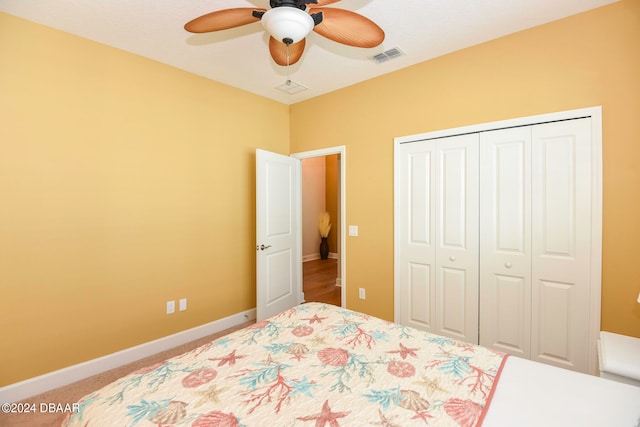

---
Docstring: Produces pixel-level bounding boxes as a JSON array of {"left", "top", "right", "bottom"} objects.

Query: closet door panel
[
  {"left": 492, "top": 275, "right": 528, "bottom": 350},
  {"left": 537, "top": 280, "right": 572, "bottom": 360},
  {"left": 479, "top": 128, "right": 531, "bottom": 357},
  {"left": 439, "top": 147, "right": 468, "bottom": 248},
  {"left": 398, "top": 142, "right": 436, "bottom": 331},
  {"left": 531, "top": 118, "right": 592, "bottom": 372},
  {"left": 435, "top": 134, "right": 479, "bottom": 343},
  {"left": 439, "top": 267, "right": 469, "bottom": 337},
  {"left": 408, "top": 263, "right": 431, "bottom": 326}
]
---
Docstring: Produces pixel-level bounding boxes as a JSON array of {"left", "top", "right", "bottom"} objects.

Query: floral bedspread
[{"left": 63, "top": 303, "right": 507, "bottom": 426}]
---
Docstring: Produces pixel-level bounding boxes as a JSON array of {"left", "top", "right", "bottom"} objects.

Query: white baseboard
[
  {"left": 302, "top": 252, "right": 338, "bottom": 262},
  {"left": 0, "top": 308, "right": 256, "bottom": 403},
  {"left": 302, "top": 253, "right": 320, "bottom": 262}
]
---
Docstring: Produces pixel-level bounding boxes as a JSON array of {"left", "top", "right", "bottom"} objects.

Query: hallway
[{"left": 303, "top": 258, "right": 340, "bottom": 307}]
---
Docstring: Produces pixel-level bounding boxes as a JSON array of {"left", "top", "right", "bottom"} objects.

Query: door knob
[
  {"left": 449, "top": 256, "right": 456, "bottom": 262},
  {"left": 257, "top": 244, "right": 272, "bottom": 251},
  {"left": 505, "top": 262, "right": 512, "bottom": 268}
]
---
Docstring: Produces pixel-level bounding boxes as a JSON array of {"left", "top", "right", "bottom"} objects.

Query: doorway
[{"left": 293, "top": 146, "right": 345, "bottom": 308}]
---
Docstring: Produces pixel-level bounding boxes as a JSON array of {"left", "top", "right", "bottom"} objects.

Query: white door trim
[
  {"left": 292, "top": 146, "right": 346, "bottom": 308},
  {"left": 394, "top": 106, "right": 602, "bottom": 374}
]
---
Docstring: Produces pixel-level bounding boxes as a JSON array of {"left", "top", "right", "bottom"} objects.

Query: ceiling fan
[{"left": 184, "top": 0, "right": 385, "bottom": 66}]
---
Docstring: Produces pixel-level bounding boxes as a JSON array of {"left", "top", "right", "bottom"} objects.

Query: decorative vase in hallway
[{"left": 320, "top": 237, "right": 329, "bottom": 260}]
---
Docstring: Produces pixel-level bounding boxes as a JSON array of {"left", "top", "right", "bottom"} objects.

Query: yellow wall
[
  {"left": 0, "top": 13, "right": 289, "bottom": 386},
  {"left": 2, "top": 0, "right": 640, "bottom": 388},
  {"left": 290, "top": 0, "right": 640, "bottom": 337}
]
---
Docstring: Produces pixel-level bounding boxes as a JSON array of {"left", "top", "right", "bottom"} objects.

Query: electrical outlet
[
  {"left": 166, "top": 300, "right": 175, "bottom": 314},
  {"left": 179, "top": 298, "right": 187, "bottom": 311},
  {"left": 358, "top": 288, "right": 366, "bottom": 300}
]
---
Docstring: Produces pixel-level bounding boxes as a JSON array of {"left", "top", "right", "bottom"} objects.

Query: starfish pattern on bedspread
[
  {"left": 297, "top": 399, "right": 350, "bottom": 426},
  {"left": 62, "top": 302, "right": 507, "bottom": 427}
]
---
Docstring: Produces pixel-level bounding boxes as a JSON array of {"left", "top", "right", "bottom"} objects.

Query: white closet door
[
  {"left": 397, "top": 141, "right": 437, "bottom": 331},
  {"left": 396, "top": 108, "right": 600, "bottom": 374},
  {"left": 479, "top": 127, "right": 532, "bottom": 357},
  {"left": 531, "top": 118, "right": 592, "bottom": 373},
  {"left": 434, "top": 134, "right": 479, "bottom": 343},
  {"left": 397, "top": 134, "right": 479, "bottom": 343}
]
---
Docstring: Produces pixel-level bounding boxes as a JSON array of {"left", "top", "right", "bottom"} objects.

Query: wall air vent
[
  {"left": 276, "top": 80, "right": 308, "bottom": 94},
  {"left": 371, "top": 47, "right": 405, "bottom": 64}
]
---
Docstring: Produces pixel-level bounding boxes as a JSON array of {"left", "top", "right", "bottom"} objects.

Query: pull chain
[{"left": 286, "top": 42, "right": 291, "bottom": 86}]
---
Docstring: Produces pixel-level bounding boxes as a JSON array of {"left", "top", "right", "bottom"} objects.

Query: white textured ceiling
[{"left": 0, "top": 0, "right": 618, "bottom": 105}]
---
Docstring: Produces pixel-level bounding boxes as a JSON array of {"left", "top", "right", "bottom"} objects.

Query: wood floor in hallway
[{"left": 303, "top": 258, "right": 340, "bottom": 307}]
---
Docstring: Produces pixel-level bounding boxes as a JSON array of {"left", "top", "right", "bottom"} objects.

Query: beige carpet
[{"left": 0, "top": 321, "right": 254, "bottom": 427}]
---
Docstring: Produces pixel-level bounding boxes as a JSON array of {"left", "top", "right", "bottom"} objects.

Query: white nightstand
[{"left": 597, "top": 331, "right": 640, "bottom": 387}]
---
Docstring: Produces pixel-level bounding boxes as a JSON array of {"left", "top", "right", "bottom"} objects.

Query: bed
[{"left": 62, "top": 302, "right": 640, "bottom": 426}]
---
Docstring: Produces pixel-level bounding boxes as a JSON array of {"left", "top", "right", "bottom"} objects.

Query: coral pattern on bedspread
[{"left": 63, "top": 303, "right": 507, "bottom": 427}]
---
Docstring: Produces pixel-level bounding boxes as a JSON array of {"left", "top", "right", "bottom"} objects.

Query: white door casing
[
  {"left": 292, "top": 146, "right": 347, "bottom": 309},
  {"left": 256, "top": 149, "right": 302, "bottom": 321}
]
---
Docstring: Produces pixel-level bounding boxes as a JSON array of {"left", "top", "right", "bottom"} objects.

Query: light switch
[
  {"left": 349, "top": 225, "right": 359, "bottom": 237},
  {"left": 166, "top": 300, "right": 175, "bottom": 314}
]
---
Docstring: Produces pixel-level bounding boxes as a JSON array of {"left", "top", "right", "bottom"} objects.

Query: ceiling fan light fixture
[{"left": 261, "top": 7, "right": 314, "bottom": 45}]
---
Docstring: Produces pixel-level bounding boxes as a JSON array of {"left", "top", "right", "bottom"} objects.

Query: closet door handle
[
  {"left": 505, "top": 262, "right": 512, "bottom": 269},
  {"left": 449, "top": 256, "right": 456, "bottom": 262}
]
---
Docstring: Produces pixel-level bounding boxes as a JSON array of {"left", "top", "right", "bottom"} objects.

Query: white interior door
[
  {"left": 435, "top": 135, "right": 479, "bottom": 343},
  {"left": 397, "top": 134, "right": 479, "bottom": 343},
  {"left": 479, "top": 127, "right": 532, "bottom": 358},
  {"left": 396, "top": 108, "right": 601, "bottom": 374},
  {"left": 256, "top": 149, "right": 302, "bottom": 321},
  {"left": 397, "top": 141, "right": 437, "bottom": 331},
  {"left": 531, "top": 118, "right": 592, "bottom": 373},
  {"left": 480, "top": 118, "right": 593, "bottom": 372}
]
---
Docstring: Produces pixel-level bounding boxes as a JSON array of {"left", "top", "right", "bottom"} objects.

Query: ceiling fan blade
[
  {"left": 310, "top": 8, "right": 384, "bottom": 48},
  {"left": 308, "top": 0, "right": 342, "bottom": 5},
  {"left": 184, "top": 8, "right": 266, "bottom": 33},
  {"left": 269, "top": 37, "right": 306, "bottom": 66}
]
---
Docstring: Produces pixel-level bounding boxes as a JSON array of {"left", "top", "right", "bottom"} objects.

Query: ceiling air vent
[
  {"left": 276, "top": 80, "right": 308, "bottom": 94},
  {"left": 371, "top": 47, "right": 405, "bottom": 64}
]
